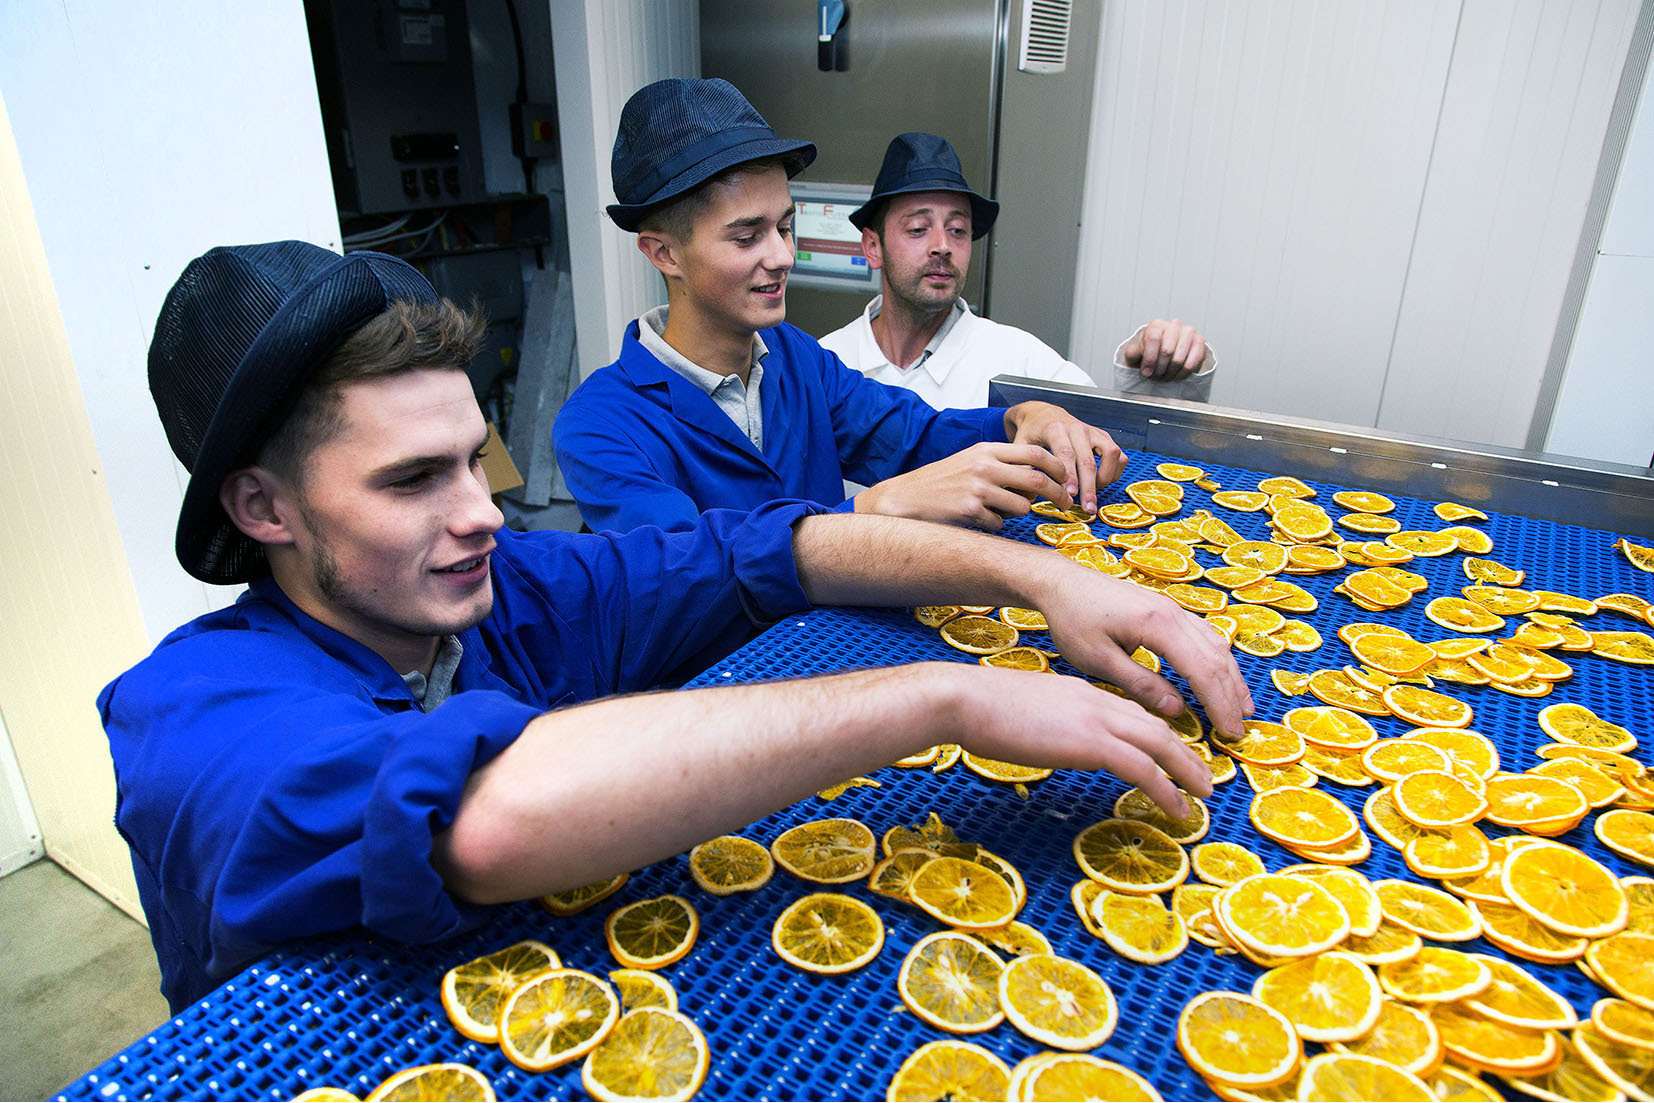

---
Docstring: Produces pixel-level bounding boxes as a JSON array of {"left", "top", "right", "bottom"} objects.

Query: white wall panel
[
  {"left": 1601, "top": 39, "right": 1654, "bottom": 259},
  {"left": 550, "top": 0, "right": 699, "bottom": 377},
  {"left": 0, "top": 2, "right": 341, "bottom": 644},
  {"left": 1071, "top": 0, "right": 1460, "bottom": 428},
  {"left": 1543, "top": 254, "right": 1654, "bottom": 467},
  {"left": 1379, "top": 0, "right": 1642, "bottom": 447}
]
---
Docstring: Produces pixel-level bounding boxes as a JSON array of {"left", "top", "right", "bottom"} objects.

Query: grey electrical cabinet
[{"left": 305, "top": 0, "right": 488, "bottom": 216}]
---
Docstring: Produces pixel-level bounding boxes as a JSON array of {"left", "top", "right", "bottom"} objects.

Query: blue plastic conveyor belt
[{"left": 61, "top": 449, "right": 1654, "bottom": 1102}]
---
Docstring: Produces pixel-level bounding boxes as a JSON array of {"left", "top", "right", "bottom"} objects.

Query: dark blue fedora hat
[
  {"left": 149, "top": 241, "right": 438, "bottom": 583},
  {"left": 607, "top": 77, "right": 816, "bottom": 231},
  {"left": 849, "top": 132, "right": 999, "bottom": 239}
]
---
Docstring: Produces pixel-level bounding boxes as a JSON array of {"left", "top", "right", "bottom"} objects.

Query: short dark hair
[
  {"left": 258, "top": 297, "right": 485, "bottom": 482},
  {"left": 636, "top": 155, "right": 793, "bottom": 243}
]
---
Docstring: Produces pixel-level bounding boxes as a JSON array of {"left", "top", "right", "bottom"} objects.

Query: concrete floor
[{"left": 0, "top": 860, "right": 169, "bottom": 1101}]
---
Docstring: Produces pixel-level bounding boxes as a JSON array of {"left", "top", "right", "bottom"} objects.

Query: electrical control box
[{"left": 305, "top": 0, "right": 488, "bottom": 215}]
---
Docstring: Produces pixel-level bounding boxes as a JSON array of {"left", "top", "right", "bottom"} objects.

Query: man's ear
[
  {"left": 635, "top": 230, "right": 684, "bottom": 282},
  {"left": 861, "top": 227, "right": 884, "bottom": 271},
  {"left": 220, "top": 467, "right": 299, "bottom": 548}
]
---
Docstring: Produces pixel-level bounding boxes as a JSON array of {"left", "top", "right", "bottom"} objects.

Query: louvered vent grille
[{"left": 1017, "top": 0, "right": 1072, "bottom": 74}]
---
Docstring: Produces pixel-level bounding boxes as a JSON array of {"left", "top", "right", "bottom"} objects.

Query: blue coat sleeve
[
  {"left": 554, "top": 406, "right": 702, "bottom": 534},
  {"left": 816, "top": 345, "right": 1009, "bottom": 485},
  {"left": 491, "top": 499, "right": 822, "bottom": 693},
  {"left": 101, "top": 652, "right": 542, "bottom": 1000}
]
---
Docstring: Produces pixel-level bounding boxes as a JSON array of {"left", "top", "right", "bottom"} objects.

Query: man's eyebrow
[
  {"left": 725, "top": 205, "right": 796, "bottom": 230},
  {"left": 368, "top": 437, "right": 490, "bottom": 479}
]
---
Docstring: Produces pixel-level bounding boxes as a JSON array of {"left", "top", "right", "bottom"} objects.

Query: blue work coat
[
  {"left": 98, "top": 502, "right": 816, "bottom": 1011},
  {"left": 553, "top": 321, "right": 1009, "bottom": 533}
]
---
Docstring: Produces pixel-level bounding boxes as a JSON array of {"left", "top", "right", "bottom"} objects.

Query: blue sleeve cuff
[
  {"left": 830, "top": 495, "right": 859, "bottom": 514},
  {"left": 730, "top": 498, "right": 826, "bottom": 624},
  {"left": 982, "top": 406, "right": 1012, "bottom": 444}
]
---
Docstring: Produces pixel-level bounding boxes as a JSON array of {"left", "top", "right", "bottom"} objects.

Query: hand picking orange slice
[
  {"left": 910, "top": 856, "right": 1018, "bottom": 930},
  {"left": 1000, "top": 953, "right": 1118, "bottom": 1051},
  {"left": 688, "top": 835, "right": 774, "bottom": 895},
  {"left": 1250, "top": 786, "right": 1359, "bottom": 849},
  {"left": 1376, "top": 946, "right": 1491, "bottom": 1003},
  {"left": 580, "top": 1007, "right": 708, "bottom": 1103},
  {"left": 441, "top": 940, "right": 561, "bottom": 1044},
  {"left": 1297, "top": 1053, "right": 1433, "bottom": 1101},
  {"left": 1177, "top": 991, "right": 1302, "bottom": 1089},
  {"left": 608, "top": 969, "right": 677, "bottom": 1013},
  {"left": 1252, "top": 952, "right": 1382, "bottom": 1043},
  {"left": 897, "top": 931, "right": 1005, "bottom": 1033},
  {"left": 498, "top": 969, "right": 620, "bottom": 1072},
  {"left": 1216, "top": 873, "right": 1350, "bottom": 957},
  {"left": 771, "top": 892, "right": 884, "bottom": 974},
  {"left": 1382, "top": 684, "right": 1473, "bottom": 728},
  {"left": 1501, "top": 840, "right": 1627, "bottom": 938},
  {"left": 1373, "top": 879, "right": 1482, "bottom": 941},
  {"left": 541, "top": 874, "right": 629, "bottom": 917},
  {"left": 365, "top": 1064, "right": 493, "bottom": 1102},
  {"left": 1072, "top": 819, "right": 1189, "bottom": 894},
  {"left": 772, "top": 818, "right": 877, "bottom": 883},
  {"left": 1114, "top": 788, "right": 1210, "bottom": 844},
  {"left": 886, "top": 1040, "right": 1011, "bottom": 1103},
  {"left": 605, "top": 896, "right": 699, "bottom": 970},
  {"left": 1092, "top": 889, "right": 1188, "bottom": 964}
]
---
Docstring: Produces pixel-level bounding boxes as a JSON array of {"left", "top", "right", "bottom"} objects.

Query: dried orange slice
[
  {"left": 1307, "top": 669, "right": 1390, "bottom": 715},
  {"left": 1035, "top": 521, "right": 1091, "bottom": 546},
  {"left": 1331, "top": 999, "right": 1439, "bottom": 1076},
  {"left": 1530, "top": 757, "right": 1625, "bottom": 807},
  {"left": 1114, "top": 788, "right": 1209, "bottom": 844},
  {"left": 1539, "top": 703, "right": 1638, "bottom": 752},
  {"left": 896, "top": 931, "right": 1005, "bottom": 1033},
  {"left": 1342, "top": 923, "right": 1423, "bottom": 967},
  {"left": 1432, "top": 1002, "right": 1560, "bottom": 1075},
  {"left": 886, "top": 1040, "right": 1011, "bottom": 1103},
  {"left": 1435, "top": 501, "right": 1489, "bottom": 522},
  {"left": 366, "top": 1065, "right": 493, "bottom": 1102},
  {"left": 1092, "top": 889, "right": 1187, "bottom": 963},
  {"left": 1483, "top": 773, "right": 1588, "bottom": 829},
  {"left": 688, "top": 835, "right": 774, "bottom": 895},
  {"left": 606, "top": 896, "right": 699, "bottom": 970},
  {"left": 541, "top": 874, "right": 629, "bottom": 917},
  {"left": 1274, "top": 503, "right": 1335, "bottom": 542},
  {"left": 1463, "top": 557, "right": 1525, "bottom": 585},
  {"left": 940, "top": 615, "right": 1019, "bottom": 655},
  {"left": 1213, "top": 490, "right": 1270, "bottom": 512},
  {"left": 1281, "top": 866, "right": 1383, "bottom": 937},
  {"left": 910, "top": 856, "right": 1018, "bottom": 930},
  {"left": 608, "top": 969, "right": 677, "bottom": 1013},
  {"left": 1072, "top": 819, "right": 1188, "bottom": 894},
  {"left": 1223, "top": 721, "right": 1306, "bottom": 766},
  {"left": 297, "top": 1087, "right": 360, "bottom": 1101},
  {"left": 1376, "top": 946, "right": 1490, "bottom": 1003},
  {"left": 1021, "top": 1055, "right": 1163, "bottom": 1102},
  {"left": 1425, "top": 597, "right": 1506, "bottom": 634},
  {"left": 1286, "top": 545, "right": 1346, "bottom": 572},
  {"left": 1177, "top": 991, "right": 1301, "bottom": 1089},
  {"left": 894, "top": 746, "right": 943, "bottom": 768},
  {"left": 1387, "top": 530, "right": 1459, "bottom": 557},
  {"left": 1341, "top": 570, "right": 1413, "bottom": 608},
  {"left": 970, "top": 920, "right": 1051, "bottom": 959},
  {"left": 1284, "top": 706, "right": 1377, "bottom": 750},
  {"left": 1363, "top": 787, "right": 1427, "bottom": 849},
  {"left": 580, "top": 1007, "right": 707, "bottom": 1103},
  {"left": 1302, "top": 745, "right": 1374, "bottom": 787},
  {"left": 1593, "top": 998, "right": 1654, "bottom": 1048},
  {"left": 1619, "top": 537, "right": 1654, "bottom": 573},
  {"left": 1032, "top": 499, "right": 1096, "bottom": 522},
  {"left": 1478, "top": 899, "right": 1587, "bottom": 963},
  {"left": 441, "top": 940, "right": 561, "bottom": 1044},
  {"left": 1222, "top": 541, "right": 1288, "bottom": 575},
  {"left": 1405, "top": 728, "right": 1500, "bottom": 778},
  {"left": 977, "top": 646, "right": 1051, "bottom": 674},
  {"left": 1252, "top": 952, "right": 1381, "bottom": 1042},
  {"left": 1597, "top": 809, "right": 1654, "bottom": 867},
  {"left": 1462, "top": 585, "right": 1541, "bottom": 615},
  {"left": 1260, "top": 475, "right": 1316, "bottom": 498},
  {"left": 771, "top": 892, "right": 884, "bottom": 974},
  {"left": 1071, "top": 879, "right": 1106, "bottom": 937},
  {"left": 1465, "top": 954, "right": 1575, "bottom": 1030},
  {"left": 1361, "top": 740, "right": 1449, "bottom": 783},
  {"left": 1441, "top": 526, "right": 1494, "bottom": 554},
  {"left": 1382, "top": 684, "right": 1473, "bottom": 728},
  {"left": 1297, "top": 1053, "right": 1432, "bottom": 1101},
  {"left": 1331, "top": 490, "right": 1394, "bottom": 513},
  {"left": 1207, "top": 564, "right": 1267, "bottom": 589},
  {"left": 1405, "top": 824, "right": 1491, "bottom": 879},
  {"left": 1283, "top": 829, "right": 1372, "bottom": 867},
  {"left": 1241, "top": 762, "right": 1317, "bottom": 792},
  {"left": 498, "top": 969, "right": 620, "bottom": 1072},
  {"left": 1503, "top": 841, "right": 1627, "bottom": 938},
  {"left": 773, "top": 818, "right": 877, "bottom": 883},
  {"left": 1250, "top": 786, "right": 1359, "bottom": 849},
  {"left": 1217, "top": 873, "right": 1350, "bottom": 957},
  {"left": 1348, "top": 634, "right": 1434, "bottom": 676},
  {"left": 960, "top": 752, "right": 1053, "bottom": 783},
  {"left": 999, "top": 953, "right": 1118, "bottom": 1050},
  {"left": 1392, "top": 770, "right": 1487, "bottom": 827},
  {"left": 1373, "top": 879, "right": 1481, "bottom": 941},
  {"left": 1192, "top": 842, "right": 1266, "bottom": 887},
  {"left": 1573, "top": 1024, "right": 1654, "bottom": 1101},
  {"left": 1598, "top": 592, "right": 1654, "bottom": 622}
]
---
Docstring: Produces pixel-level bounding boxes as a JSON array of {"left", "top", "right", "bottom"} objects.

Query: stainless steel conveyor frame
[{"left": 988, "top": 378, "right": 1654, "bottom": 539}]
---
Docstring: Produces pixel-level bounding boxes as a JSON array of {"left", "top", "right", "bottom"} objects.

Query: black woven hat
[
  {"left": 848, "top": 132, "right": 999, "bottom": 239},
  {"left": 149, "top": 241, "right": 437, "bottom": 583},
  {"left": 607, "top": 77, "right": 816, "bottom": 231}
]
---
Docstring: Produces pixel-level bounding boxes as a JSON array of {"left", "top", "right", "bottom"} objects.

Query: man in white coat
[{"left": 820, "top": 132, "right": 1216, "bottom": 410}]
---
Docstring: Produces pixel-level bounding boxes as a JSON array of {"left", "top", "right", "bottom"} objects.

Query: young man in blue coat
[
  {"left": 553, "top": 78, "right": 1126, "bottom": 535},
  {"left": 102, "top": 241, "right": 1249, "bottom": 1010}
]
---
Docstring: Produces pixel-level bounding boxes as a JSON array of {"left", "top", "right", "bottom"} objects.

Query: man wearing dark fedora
[
  {"left": 553, "top": 77, "right": 1129, "bottom": 535},
  {"left": 821, "top": 132, "right": 1217, "bottom": 409},
  {"left": 101, "top": 240, "right": 1249, "bottom": 1009}
]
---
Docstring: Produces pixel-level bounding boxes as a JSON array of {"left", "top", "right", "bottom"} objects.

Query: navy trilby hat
[
  {"left": 848, "top": 132, "right": 999, "bottom": 239},
  {"left": 149, "top": 241, "right": 438, "bottom": 583},
  {"left": 607, "top": 77, "right": 816, "bottom": 231}
]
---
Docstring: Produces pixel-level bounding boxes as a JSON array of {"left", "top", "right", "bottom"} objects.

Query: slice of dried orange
[
  {"left": 580, "top": 1007, "right": 707, "bottom": 1103},
  {"left": 498, "top": 969, "right": 620, "bottom": 1072},
  {"left": 1597, "top": 809, "right": 1654, "bottom": 867},
  {"left": 999, "top": 953, "right": 1118, "bottom": 1050},
  {"left": 772, "top": 818, "right": 877, "bottom": 883},
  {"left": 772, "top": 892, "right": 884, "bottom": 974},
  {"left": 1464, "top": 954, "right": 1576, "bottom": 1030},
  {"left": 1072, "top": 819, "right": 1189, "bottom": 894},
  {"left": 886, "top": 1040, "right": 1011, "bottom": 1103},
  {"left": 897, "top": 931, "right": 1005, "bottom": 1033},
  {"left": 1426, "top": 597, "right": 1507, "bottom": 634},
  {"left": 1330, "top": 999, "right": 1440, "bottom": 1076},
  {"left": 605, "top": 896, "right": 699, "bottom": 970},
  {"left": 1373, "top": 879, "right": 1481, "bottom": 941},
  {"left": 1382, "top": 685, "right": 1473, "bottom": 728},
  {"left": 1252, "top": 952, "right": 1382, "bottom": 1043},
  {"left": 939, "top": 615, "right": 1019, "bottom": 655},
  {"left": 1092, "top": 889, "right": 1188, "bottom": 963},
  {"left": 688, "top": 835, "right": 774, "bottom": 895},
  {"left": 1376, "top": 946, "right": 1490, "bottom": 1003},
  {"left": 1223, "top": 721, "right": 1306, "bottom": 766},
  {"left": 1177, "top": 991, "right": 1302, "bottom": 1089},
  {"left": 1392, "top": 770, "right": 1487, "bottom": 827},
  {"left": 442, "top": 940, "right": 561, "bottom": 1044},
  {"left": 1502, "top": 841, "right": 1627, "bottom": 938},
  {"left": 1192, "top": 842, "right": 1266, "bottom": 887},
  {"left": 910, "top": 856, "right": 1019, "bottom": 930},
  {"left": 1217, "top": 873, "right": 1350, "bottom": 957},
  {"left": 1250, "top": 786, "right": 1359, "bottom": 849}
]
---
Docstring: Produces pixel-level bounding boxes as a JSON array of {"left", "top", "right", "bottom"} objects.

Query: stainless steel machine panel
[{"left": 701, "top": 0, "right": 1004, "bottom": 336}]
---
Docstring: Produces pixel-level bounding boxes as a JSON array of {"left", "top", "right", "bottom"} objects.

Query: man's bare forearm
[
  {"left": 794, "top": 511, "right": 1076, "bottom": 611},
  {"left": 435, "top": 663, "right": 964, "bottom": 904}
]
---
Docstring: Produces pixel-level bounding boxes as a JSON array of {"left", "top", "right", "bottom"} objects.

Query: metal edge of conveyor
[{"left": 987, "top": 377, "right": 1654, "bottom": 538}]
